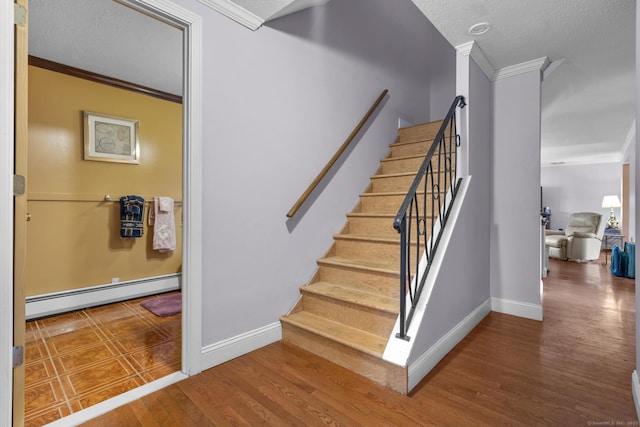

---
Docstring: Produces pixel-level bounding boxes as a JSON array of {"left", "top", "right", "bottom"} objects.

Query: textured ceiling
[
  {"left": 411, "top": 0, "right": 636, "bottom": 165},
  {"left": 29, "top": 0, "right": 636, "bottom": 165},
  {"left": 29, "top": 0, "right": 183, "bottom": 96}
]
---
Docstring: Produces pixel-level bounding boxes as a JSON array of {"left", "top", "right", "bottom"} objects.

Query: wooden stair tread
[
  {"left": 281, "top": 311, "right": 387, "bottom": 357},
  {"left": 318, "top": 255, "right": 399, "bottom": 274},
  {"left": 381, "top": 151, "right": 454, "bottom": 162},
  {"left": 360, "top": 190, "right": 425, "bottom": 197},
  {"left": 333, "top": 233, "right": 399, "bottom": 243},
  {"left": 370, "top": 171, "right": 417, "bottom": 179},
  {"left": 347, "top": 212, "right": 396, "bottom": 218},
  {"left": 390, "top": 135, "right": 453, "bottom": 148},
  {"left": 380, "top": 153, "right": 425, "bottom": 162},
  {"left": 399, "top": 120, "right": 442, "bottom": 132},
  {"left": 302, "top": 282, "right": 398, "bottom": 313},
  {"left": 347, "top": 212, "right": 434, "bottom": 220},
  {"left": 389, "top": 137, "right": 434, "bottom": 148},
  {"left": 334, "top": 234, "right": 423, "bottom": 248}
]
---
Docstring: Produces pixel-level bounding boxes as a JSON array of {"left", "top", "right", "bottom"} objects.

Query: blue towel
[{"left": 120, "top": 195, "right": 145, "bottom": 238}]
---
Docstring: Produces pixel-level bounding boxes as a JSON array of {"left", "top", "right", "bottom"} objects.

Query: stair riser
[
  {"left": 381, "top": 155, "right": 457, "bottom": 177},
  {"left": 299, "top": 295, "right": 397, "bottom": 337},
  {"left": 390, "top": 136, "right": 456, "bottom": 158},
  {"left": 335, "top": 239, "right": 417, "bottom": 265},
  {"left": 371, "top": 175, "right": 422, "bottom": 193},
  {"left": 346, "top": 217, "right": 400, "bottom": 238},
  {"left": 316, "top": 264, "right": 398, "bottom": 298},
  {"left": 359, "top": 194, "right": 432, "bottom": 214},
  {"left": 347, "top": 216, "right": 437, "bottom": 238},
  {"left": 281, "top": 323, "right": 407, "bottom": 394},
  {"left": 389, "top": 141, "right": 429, "bottom": 158},
  {"left": 371, "top": 175, "right": 453, "bottom": 194},
  {"left": 380, "top": 156, "right": 425, "bottom": 174},
  {"left": 398, "top": 122, "right": 444, "bottom": 143}
]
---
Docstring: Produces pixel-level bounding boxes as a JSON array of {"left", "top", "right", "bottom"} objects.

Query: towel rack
[
  {"left": 26, "top": 192, "right": 182, "bottom": 205},
  {"left": 104, "top": 194, "right": 182, "bottom": 205}
]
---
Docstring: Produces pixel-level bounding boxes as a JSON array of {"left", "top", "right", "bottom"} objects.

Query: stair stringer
[{"left": 382, "top": 175, "right": 490, "bottom": 392}]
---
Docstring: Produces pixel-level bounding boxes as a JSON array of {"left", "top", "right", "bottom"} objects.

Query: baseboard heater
[{"left": 25, "top": 273, "right": 181, "bottom": 320}]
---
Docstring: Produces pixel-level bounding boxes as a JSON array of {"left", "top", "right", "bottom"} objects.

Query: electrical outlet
[{"left": 112, "top": 277, "right": 119, "bottom": 284}]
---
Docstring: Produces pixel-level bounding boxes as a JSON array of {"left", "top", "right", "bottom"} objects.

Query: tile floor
[{"left": 23, "top": 292, "right": 182, "bottom": 426}]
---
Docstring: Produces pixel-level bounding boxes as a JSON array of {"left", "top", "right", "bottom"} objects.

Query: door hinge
[
  {"left": 14, "top": 3, "right": 26, "bottom": 27},
  {"left": 13, "top": 175, "right": 25, "bottom": 196},
  {"left": 12, "top": 346, "right": 24, "bottom": 368}
]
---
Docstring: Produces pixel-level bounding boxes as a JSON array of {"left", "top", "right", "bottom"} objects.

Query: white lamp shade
[{"left": 602, "top": 195, "right": 621, "bottom": 208}]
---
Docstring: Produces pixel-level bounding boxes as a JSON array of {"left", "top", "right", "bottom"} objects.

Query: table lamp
[{"left": 601, "top": 195, "right": 621, "bottom": 229}]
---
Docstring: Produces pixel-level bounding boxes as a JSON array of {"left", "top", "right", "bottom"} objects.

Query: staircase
[{"left": 280, "top": 119, "right": 449, "bottom": 395}]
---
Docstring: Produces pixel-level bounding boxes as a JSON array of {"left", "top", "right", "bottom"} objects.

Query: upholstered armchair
[{"left": 545, "top": 212, "right": 605, "bottom": 261}]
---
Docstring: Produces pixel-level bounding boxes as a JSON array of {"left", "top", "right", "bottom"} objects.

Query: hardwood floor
[
  {"left": 82, "top": 256, "right": 637, "bottom": 426},
  {"left": 24, "top": 292, "right": 181, "bottom": 426}
]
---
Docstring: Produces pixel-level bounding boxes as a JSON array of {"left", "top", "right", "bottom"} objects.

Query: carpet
[{"left": 140, "top": 293, "right": 181, "bottom": 317}]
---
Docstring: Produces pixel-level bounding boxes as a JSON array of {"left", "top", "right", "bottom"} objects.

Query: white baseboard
[
  {"left": 201, "top": 322, "right": 282, "bottom": 370},
  {"left": 408, "top": 298, "right": 491, "bottom": 392},
  {"left": 633, "top": 371, "right": 640, "bottom": 422},
  {"left": 26, "top": 274, "right": 181, "bottom": 320},
  {"left": 491, "top": 297, "right": 543, "bottom": 321}
]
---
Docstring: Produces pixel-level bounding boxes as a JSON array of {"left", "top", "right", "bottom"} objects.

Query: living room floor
[{"left": 23, "top": 292, "right": 181, "bottom": 427}]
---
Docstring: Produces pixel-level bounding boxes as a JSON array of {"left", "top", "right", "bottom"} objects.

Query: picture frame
[{"left": 83, "top": 111, "right": 140, "bottom": 164}]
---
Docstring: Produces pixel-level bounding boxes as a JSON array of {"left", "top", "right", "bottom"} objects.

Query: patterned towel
[
  {"left": 149, "top": 196, "right": 176, "bottom": 252},
  {"left": 120, "top": 195, "right": 145, "bottom": 238}
]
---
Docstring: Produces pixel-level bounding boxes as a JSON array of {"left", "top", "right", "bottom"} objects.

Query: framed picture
[{"left": 83, "top": 111, "right": 140, "bottom": 164}]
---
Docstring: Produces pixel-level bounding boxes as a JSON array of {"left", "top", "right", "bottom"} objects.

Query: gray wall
[
  {"left": 172, "top": 0, "right": 456, "bottom": 347},
  {"left": 408, "top": 57, "right": 493, "bottom": 364},
  {"left": 541, "top": 163, "right": 622, "bottom": 231},
  {"left": 491, "top": 70, "right": 542, "bottom": 307},
  {"left": 467, "top": 60, "right": 493, "bottom": 294},
  {"left": 429, "top": 31, "right": 456, "bottom": 121}
]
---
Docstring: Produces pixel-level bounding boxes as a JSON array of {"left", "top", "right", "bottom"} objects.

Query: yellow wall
[{"left": 26, "top": 65, "right": 183, "bottom": 296}]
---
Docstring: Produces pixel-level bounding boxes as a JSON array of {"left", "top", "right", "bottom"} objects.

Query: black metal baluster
[{"left": 393, "top": 96, "right": 466, "bottom": 340}]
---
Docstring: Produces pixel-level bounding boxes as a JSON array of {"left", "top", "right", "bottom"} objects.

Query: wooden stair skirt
[{"left": 281, "top": 119, "right": 454, "bottom": 395}]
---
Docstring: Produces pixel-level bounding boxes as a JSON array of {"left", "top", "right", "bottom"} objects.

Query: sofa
[{"left": 545, "top": 212, "right": 605, "bottom": 262}]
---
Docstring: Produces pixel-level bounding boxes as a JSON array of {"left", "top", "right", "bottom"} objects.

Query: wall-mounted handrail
[
  {"left": 394, "top": 95, "right": 466, "bottom": 341},
  {"left": 286, "top": 89, "right": 388, "bottom": 218}
]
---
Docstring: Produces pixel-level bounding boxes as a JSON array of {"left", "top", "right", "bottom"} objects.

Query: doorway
[{"left": 5, "top": 0, "right": 203, "bottom": 425}]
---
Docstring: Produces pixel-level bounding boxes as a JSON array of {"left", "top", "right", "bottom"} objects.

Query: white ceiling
[
  {"left": 411, "top": 0, "right": 636, "bottom": 166},
  {"left": 29, "top": 0, "right": 184, "bottom": 96},
  {"left": 28, "top": 0, "right": 636, "bottom": 166}
]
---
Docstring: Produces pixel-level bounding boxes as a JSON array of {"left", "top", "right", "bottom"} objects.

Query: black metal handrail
[{"left": 393, "top": 96, "right": 466, "bottom": 341}]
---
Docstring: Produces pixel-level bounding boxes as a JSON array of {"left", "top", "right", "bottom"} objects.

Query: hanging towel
[
  {"left": 120, "top": 195, "right": 145, "bottom": 238},
  {"left": 150, "top": 196, "right": 176, "bottom": 252}
]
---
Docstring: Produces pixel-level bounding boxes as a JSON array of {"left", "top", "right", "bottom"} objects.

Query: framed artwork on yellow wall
[{"left": 83, "top": 111, "right": 140, "bottom": 164}]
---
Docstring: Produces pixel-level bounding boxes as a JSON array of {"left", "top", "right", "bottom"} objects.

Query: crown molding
[
  {"left": 542, "top": 58, "right": 565, "bottom": 81},
  {"left": 456, "top": 41, "right": 551, "bottom": 82},
  {"left": 29, "top": 56, "right": 182, "bottom": 103},
  {"left": 493, "top": 56, "right": 550, "bottom": 81},
  {"left": 456, "top": 41, "right": 495, "bottom": 82},
  {"left": 197, "top": 0, "right": 264, "bottom": 31}
]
